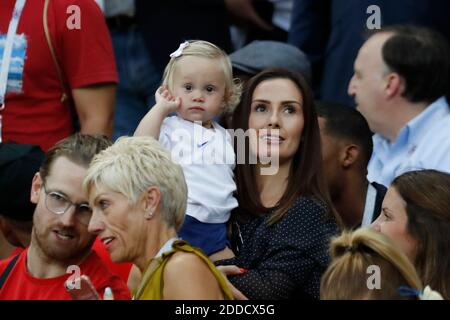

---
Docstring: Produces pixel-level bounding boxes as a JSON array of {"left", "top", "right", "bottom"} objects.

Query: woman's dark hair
[
  {"left": 231, "top": 68, "right": 339, "bottom": 226},
  {"left": 392, "top": 170, "right": 450, "bottom": 299}
]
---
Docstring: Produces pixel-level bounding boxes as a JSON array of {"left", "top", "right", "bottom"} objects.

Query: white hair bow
[
  {"left": 398, "top": 285, "right": 444, "bottom": 300},
  {"left": 170, "top": 41, "right": 189, "bottom": 59},
  {"left": 420, "top": 286, "right": 444, "bottom": 300}
]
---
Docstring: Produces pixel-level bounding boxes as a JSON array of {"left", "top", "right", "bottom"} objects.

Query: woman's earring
[{"left": 145, "top": 210, "right": 154, "bottom": 220}]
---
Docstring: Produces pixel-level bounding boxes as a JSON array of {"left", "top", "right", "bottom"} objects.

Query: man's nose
[
  {"left": 348, "top": 75, "right": 356, "bottom": 97},
  {"left": 59, "top": 205, "right": 77, "bottom": 226}
]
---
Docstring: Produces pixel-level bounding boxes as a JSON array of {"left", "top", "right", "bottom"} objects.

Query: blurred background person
[
  {"left": 0, "top": 143, "right": 44, "bottom": 259},
  {"left": 316, "top": 101, "right": 386, "bottom": 229},
  {"left": 288, "top": 0, "right": 450, "bottom": 105},
  {"left": 348, "top": 26, "right": 450, "bottom": 186},
  {"left": 101, "top": 0, "right": 160, "bottom": 140},
  {"left": 229, "top": 40, "right": 311, "bottom": 84},
  {"left": 0, "top": 0, "right": 117, "bottom": 151},
  {"left": 135, "top": 0, "right": 233, "bottom": 77},
  {"left": 227, "top": 0, "right": 293, "bottom": 48}
]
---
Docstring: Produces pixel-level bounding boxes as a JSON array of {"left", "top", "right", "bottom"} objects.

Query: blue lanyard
[{"left": 0, "top": 0, "right": 27, "bottom": 142}]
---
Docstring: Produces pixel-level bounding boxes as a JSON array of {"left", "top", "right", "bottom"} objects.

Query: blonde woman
[
  {"left": 84, "top": 137, "right": 233, "bottom": 300},
  {"left": 321, "top": 228, "right": 442, "bottom": 300}
]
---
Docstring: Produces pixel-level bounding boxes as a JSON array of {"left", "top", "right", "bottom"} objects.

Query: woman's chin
[{"left": 109, "top": 248, "right": 126, "bottom": 263}]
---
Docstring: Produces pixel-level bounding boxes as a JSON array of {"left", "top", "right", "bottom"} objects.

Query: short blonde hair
[
  {"left": 83, "top": 137, "right": 187, "bottom": 231},
  {"left": 321, "top": 228, "right": 422, "bottom": 300},
  {"left": 162, "top": 40, "right": 241, "bottom": 112}
]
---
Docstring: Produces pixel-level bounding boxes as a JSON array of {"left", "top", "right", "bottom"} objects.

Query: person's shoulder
[
  {"left": 51, "top": 0, "right": 104, "bottom": 27},
  {"left": 163, "top": 251, "right": 207, "bottom": 286},
  {"left": 53, "top": 0, "right": 102, "bottom": 11},
  {"left": 289, "top": 196, "right": 327, "bottom": 215},
  {"left": 0, "top": 256, "right": 13, "bottom": 274},
  {"left": 417, "top": 111, "right": 450, "bottom": 154},
  {"left": 162, "top": 249, "right": 224, "bottom": 299},
  {"left": 433, "top": 113, "right": 450, "bottom": 137},
  {"left": 280, "top": 196, "right": 334, "bottom": 229},
  {"left": 422, "top": 98, "right": 450, "bottom": 130},
  {"left": 0, "top": 250, "right": 24, "bottom": 276},
  {"left": 165, "top": 250, "right": 206, "bottom": 274}
]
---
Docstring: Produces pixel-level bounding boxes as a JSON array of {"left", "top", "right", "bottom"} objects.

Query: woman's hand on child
[
  {"left": 155, "top": 86, "right": 181, "bottom": 114},
  {"left": 216, "top": 265, "right": 249, "bottom": 300}
]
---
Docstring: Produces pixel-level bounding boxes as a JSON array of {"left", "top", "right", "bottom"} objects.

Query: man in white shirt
[{"left": 348, "top": 25, "right": 450, "bottom": 186}]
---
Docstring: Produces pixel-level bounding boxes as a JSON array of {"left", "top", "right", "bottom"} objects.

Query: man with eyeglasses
[{"left": 0, "top": 134, "right": 130, "bottom": 299}]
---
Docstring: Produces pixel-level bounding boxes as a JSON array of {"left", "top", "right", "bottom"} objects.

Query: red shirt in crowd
[
  {"left": 0, "top": 248, "right": 130, "bottom": 300},
  {"left": 92, "top": 237, "right": 132, "bottom": 284},
  {"left": 4, "top": 239, "right": 132, "bottom": 284},
  {"left": 0, "top": 0, "right": 118, "bottom": 151}
]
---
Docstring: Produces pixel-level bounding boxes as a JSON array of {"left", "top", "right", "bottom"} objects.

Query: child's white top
[{"left": 159, "top": 116, "right": 238, "bottom": 223}]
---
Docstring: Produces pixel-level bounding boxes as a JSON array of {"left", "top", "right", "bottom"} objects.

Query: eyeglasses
[{"left": 43, "top": 184, "right": 92, "bottom": 225}]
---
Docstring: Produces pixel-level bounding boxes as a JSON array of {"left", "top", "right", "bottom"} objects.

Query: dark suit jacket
[
  {"left": 135, "top": 0, "right": 232, "bottom": 73},
  {"left": 288, "top": 0, "right": 450, "bottom": 106},
  {"left": 371, "top": 181, "right": 387, "bottom": 223}
]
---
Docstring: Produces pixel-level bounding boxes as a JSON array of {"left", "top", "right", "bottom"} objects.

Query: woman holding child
[
  {"left": 84, "top": 40, "right": 238, "bottom": 300},
  {"left": 216, "top": 68, "right": 341, "bottom": 300}
]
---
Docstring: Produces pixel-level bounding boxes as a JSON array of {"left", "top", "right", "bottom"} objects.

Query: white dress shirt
[{"left": 368, "top": 97, "right": 450, "bottom": 186}]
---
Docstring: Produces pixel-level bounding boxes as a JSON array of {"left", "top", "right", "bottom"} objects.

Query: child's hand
[{"left": 155, "top": 86, "right": 181, "bottom": 114}]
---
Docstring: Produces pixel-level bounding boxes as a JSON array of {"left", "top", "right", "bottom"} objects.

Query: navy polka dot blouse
[{"left": 217, "top": 196, "right": 338, "bottom": 300}]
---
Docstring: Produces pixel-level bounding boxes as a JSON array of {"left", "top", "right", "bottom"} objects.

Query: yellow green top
[{"left": 133, "top": 240, "right": 234, "bottom": 300}]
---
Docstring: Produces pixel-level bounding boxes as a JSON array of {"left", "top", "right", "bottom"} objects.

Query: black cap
[{"left": 0, "top": 143, "right": 45, "bottom": 221}]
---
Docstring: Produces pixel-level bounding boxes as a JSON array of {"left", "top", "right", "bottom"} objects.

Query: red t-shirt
[
  {"left": 92, "top": 237, "right": 132, "bottom": 284},
  {"left": 0, "top": 0, "right": 118, "bottom": 151},
  {"left": 5, "top": 239, "right": 132, "bottom": 284},
  {"left": 0, "top": 249, "right": 130, "bottom": 300}
]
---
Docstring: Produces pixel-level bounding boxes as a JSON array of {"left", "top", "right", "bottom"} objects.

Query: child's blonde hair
[
  {"left": 162, "top": 40, "right": 241, "bottom": 112},
  {"left": 321, "top": 228, "right": 423, "bottom": 300}
]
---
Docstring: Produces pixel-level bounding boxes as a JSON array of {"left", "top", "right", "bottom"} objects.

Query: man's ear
[
  {"left": 340, "top": 144, "right": 360, "bottom": 169},
  {"left": 141, "top": 186, "right": 162, "bottom": 220},
  {"left": 384, "top": 72, "right": 403, "bottom": 99},
  {"left": 30, "top": 173, "right": 43, "bottom": 204}
]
